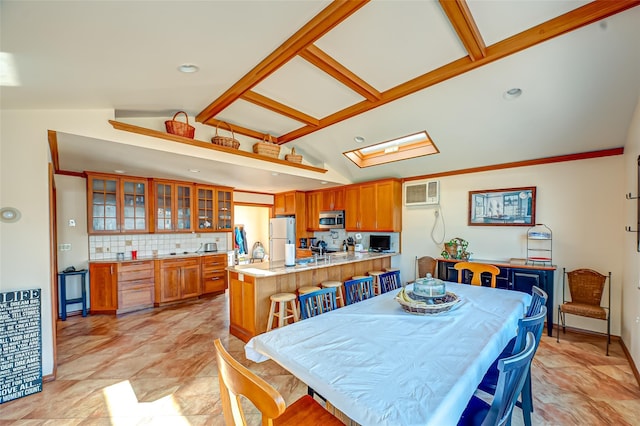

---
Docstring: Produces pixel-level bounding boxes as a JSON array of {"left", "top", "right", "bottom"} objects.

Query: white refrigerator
[{"left": 269, "top": 217, "right": 296, "bottom": 263}]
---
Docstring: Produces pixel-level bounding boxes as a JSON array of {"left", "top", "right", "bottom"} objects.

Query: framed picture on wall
[{"left": 468, "top": 187, "right": 536, "bottom": 226}]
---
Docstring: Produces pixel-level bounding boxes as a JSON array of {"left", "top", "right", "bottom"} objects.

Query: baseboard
[
  {"left": 619, "top": 338, "right": 640, "bottom": 389},
  {"left": 553, "top": 323, "right": 619, "bottom": 340}
]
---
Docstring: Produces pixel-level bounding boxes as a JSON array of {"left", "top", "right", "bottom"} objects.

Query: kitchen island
[{"left": 227, "top": 252, "right": 395, "bottom": 341}]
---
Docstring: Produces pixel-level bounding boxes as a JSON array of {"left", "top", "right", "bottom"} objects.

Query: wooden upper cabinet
[
  {"left": 274, "top": 191, "right": 297, "bottom": 216},
  {"left": 306, "top": 191, "right": 322, "bottom": 231},
  {"left": 320, "top": 188, "right": 345, "bottom": 211},
  {"left": 152, "top": 179, "right": 194, "bottom": 233},
  {"left": 87, "top": 172, "right": 149, "bottom": 234},
  {"left": 216, "top": 187, "right": 234, "bottom": 231},
  {"left": 344, "top": 179, "right": 402, "bottom": 232}
]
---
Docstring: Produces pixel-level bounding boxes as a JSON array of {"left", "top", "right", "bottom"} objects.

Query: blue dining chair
[
  {"left": 476, "top": 306, "right": 547, "bottom": 426},
  {"left": 344, "top": 276, "right": 375, "bottom": 305},
  {"left": 526, "top": 285, "right": 548, "bottom": 317},
  {"left": 379, "top": 270, "right": 402, "bottom": 294},
  {"left": 299, "top": 287, "right": 337, "bottom": 319},
  {"left": 458, "top": 331, "right": 537, "bottom": 426}
]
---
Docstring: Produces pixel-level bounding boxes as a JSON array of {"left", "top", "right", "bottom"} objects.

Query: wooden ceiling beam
[
  {"left": 439, "top": 0, "right": 486, "bottom": 61},
  {"left": 299, "top": 44, "right": 381, "bottom": 101},
  {"left": 241, "top": 91, "right": 320, "bottom": 127},
  {"left": 277, "top": 0, "right": 640, "bottom": 143},
  {"left": 196, "top": 0, "right": 369, "bottom": 125},
  {"left": 209, "top": 118, "right": 276, "bottom": 142}
]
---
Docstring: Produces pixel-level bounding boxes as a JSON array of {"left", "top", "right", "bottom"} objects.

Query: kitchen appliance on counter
[
  {"left": 318, "top": 211, "right": 344, "bottom": 229},
  {"left": 299, "top": 238, "right": 308, "bottom": 248},
  {"left": 310, "top": 240, "right": 341, "bottom": 254},
  {"left": 204, "top": 242, "right": 218, "bottom": 252},
  {"left": 269, "top": 217, "right": 296, "bottom": 263}
]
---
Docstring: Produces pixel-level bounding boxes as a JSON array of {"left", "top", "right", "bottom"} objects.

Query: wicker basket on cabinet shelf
[
  {"left": 285, "top": 147, "right": 303, "bottom": 163},
  {"left": 252, "top": 135, "right": 281, "bottom": 158},
  {"left": 211, "top": 121, "right": 240, "bottom": 149}
]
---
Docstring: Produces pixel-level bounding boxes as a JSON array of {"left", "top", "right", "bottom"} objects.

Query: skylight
[{"left": 343, "top": 131, "right": 439, "bottom": 168}]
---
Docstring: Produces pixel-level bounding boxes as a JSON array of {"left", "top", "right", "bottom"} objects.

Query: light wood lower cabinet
[
  {"left": 117, "top": 261, "right": 154, "bottom": 314},
  {"left": 229, "top": 272, "right": 256, "bottom": 342},
  {"left": 89, "top": 261, "right": 154, "bottom": 314},
  {"left": 154, "top": 258, "right": 201, "bottom": 305},
  {"left": 201, "top": 253, "right": 228, "bottom": 295},
  {"left": 89, "top": 262, "right": 118, "bottom": 314}
]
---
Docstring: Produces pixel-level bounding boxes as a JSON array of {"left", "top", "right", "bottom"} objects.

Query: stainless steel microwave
[{"left": 319, "top": 211, "right": 344, "bottom": 229}]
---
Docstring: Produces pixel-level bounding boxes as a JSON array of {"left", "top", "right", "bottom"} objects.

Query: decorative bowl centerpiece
[
  {"left": 413, "top": 273, "right": 445, "bottom": 298},
  {"left": 395, "top": 286, "right": 461, "bottom": 315}
]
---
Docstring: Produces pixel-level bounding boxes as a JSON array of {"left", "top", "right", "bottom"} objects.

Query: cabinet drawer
[
  {"left": 160, "top": 258, "right": 200, "bottom": 268},
  {"left": 119, "top": 269, "right": 154, "bottom": 282},
  {"left": 118, "top": 286, "right": 154, "bottom": 312},
  {"left": 202, "top": 255, "right": 227, "bottom": 268},
  {"left": 203, "top": 274, "right": 227, "bottom": 294},
  {"left": 119, "top": 279, "right": 154, "bottom": 291}
]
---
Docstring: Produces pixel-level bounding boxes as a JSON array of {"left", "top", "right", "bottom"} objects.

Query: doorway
[{"left": 234, "top": 204, "right": 271, "bottom": 261}]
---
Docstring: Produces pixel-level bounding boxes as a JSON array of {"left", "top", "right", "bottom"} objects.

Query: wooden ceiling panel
[
  {"left": 215, "top": 99, "right": 305, "bottom": 139},
  {"left": 252, "top": 56, "right": 365, "bottom": 120},
  {"left": 196, "top": 0, "right": 639, "bottom": 145},
  {"left": 315, "top": 1, "right": 467, "bottom": 92},
  {"left": 467, "top": 0, "right": 590, "bottom": 46}
]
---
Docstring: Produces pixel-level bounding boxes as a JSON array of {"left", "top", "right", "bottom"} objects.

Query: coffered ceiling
[{"left": 2, "top": 1, "right": 640, "bottom": 192}]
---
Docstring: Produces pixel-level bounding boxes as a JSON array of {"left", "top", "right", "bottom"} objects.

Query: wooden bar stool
[
  {"left": 321, "top": 281, "right": 345, "bottom": 307},
  {"left": 384, "top": 267, "right": 400, "bottom": 272},
  {"left": 266, "top": 292, "right": 299, "bottom": 331},
  {"left": 368, "top": 270, "right": 384, "bottom": 295}
]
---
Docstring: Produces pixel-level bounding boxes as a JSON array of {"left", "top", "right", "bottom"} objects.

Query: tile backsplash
[{"left": 89, "top": 233, "right": 230, "bottom": 260}]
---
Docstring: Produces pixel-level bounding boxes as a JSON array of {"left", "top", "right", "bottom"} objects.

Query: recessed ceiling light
[
  {"left": 354, "top": 136, "right": 365, "bottom": 144},
  {"left": 114, "top": 169, "right": 126, "bottom": 174},
  {"left": 271, "top": 172, "right": 279, "bottom": 176},
  {"left": 188, "top": 169, "right": 200, "bottom": 173},
  {"left": 0, "top": 207, "right": 21, "bottom": 223},
  {"left": 178, "top": 64, "right": 199, "bottom": 73},
  {"left": 503, "top": 88, "right": 522, "bottom": 100},
  {"left": 320, "top": 181, "right": 328, "bottom": 184}
]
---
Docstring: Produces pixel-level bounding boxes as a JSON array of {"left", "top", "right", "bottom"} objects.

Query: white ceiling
[{"left": 2, "top": 1, "right": 639, "bottom": 193}]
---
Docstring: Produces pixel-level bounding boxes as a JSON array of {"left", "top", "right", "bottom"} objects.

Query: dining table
[{"left": 245, "top": 282, "right": 531, "bottom": 426}]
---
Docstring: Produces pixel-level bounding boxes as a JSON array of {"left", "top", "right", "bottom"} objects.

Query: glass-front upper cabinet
[
  {"left": 216, "top": 188, "right": 233, "bottom": 231},
  {"left": 195, "top": 185, "right": 233, "bottom": 232},
  {"left": 87, "top": 173, "right": 149, "bottom": 234},
  {"left": 196, "top": 185, "right": 215, "bottom": 231},
  {"left": 152, "top": 180, "right": 194, "bottom": 233}
]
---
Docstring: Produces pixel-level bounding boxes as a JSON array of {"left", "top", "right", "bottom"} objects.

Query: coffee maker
[{"left": 299, "top": 238, "right": 308, "bottom": 248}]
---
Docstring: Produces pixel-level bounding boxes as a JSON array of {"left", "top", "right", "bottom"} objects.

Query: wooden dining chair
[
  {"left": 344, "top": 276, "right": 374, "bottom": 305},
  {"left": 299, "top": 287, "right": 337, "bottom": 319},
  {"left": 416, "top": 256, "right": 437, "bottom": 278},
  {"left": 454, "top": 262, "right": 500, "bottom": 288},
  {"left": 557, "top": 268, "right": 611, "bottom": 355},
  {"left": 213, "top": 339, "right": 343, "bottom": 426},
  {"left": 476, "top": 307, "right": 547, "bottom": 426},
  {"left": 458, "top": 332, "right": 537, "bottom": 426}
]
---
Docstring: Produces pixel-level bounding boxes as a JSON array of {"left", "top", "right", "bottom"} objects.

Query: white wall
[
  {"left": 400, "top": 155, "right": 624, "bottom": 336},
  {"left": 623, "top": 97, "right": 640, "bottom": 368},
  {"left": 1, "top": 109, "right": 115, "bottom": 376}
]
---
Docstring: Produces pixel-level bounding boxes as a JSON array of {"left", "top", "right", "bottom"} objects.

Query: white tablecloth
[{"left": 245, "top": 282, "right": 530, "bottom": 426}]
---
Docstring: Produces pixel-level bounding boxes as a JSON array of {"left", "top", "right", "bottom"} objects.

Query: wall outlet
[
  {"left": 95, "top": 247, "right": 103, "bottom": 254},
  {"left": 216, "top": 237, "right": 220, "bottom": 242},
  {"left": 125, "top": 240, "right": 132, "bottom": 246},
  {"left": 175, "top": 243, "right": 181, "bottom": 248},
  {"left": 59, "top": 243, "right": 71, "bottom": 251},
  {"left": 105, "top": 247, "right": 110, "bottom": 252},
  {"left": 68, "top": 219, "right": 76, "bottom": 227}
]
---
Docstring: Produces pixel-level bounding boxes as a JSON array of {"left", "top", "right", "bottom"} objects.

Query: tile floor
[{"left": 1, "top": 292, "right": 639, "bottom": 425}]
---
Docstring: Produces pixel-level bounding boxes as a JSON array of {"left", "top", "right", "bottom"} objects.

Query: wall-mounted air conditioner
[{"left": 404, "top": 180, "right": 440, "bottom": 206}]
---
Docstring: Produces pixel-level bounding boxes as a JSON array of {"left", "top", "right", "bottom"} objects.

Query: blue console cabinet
[{"left": 437, "top": 258, "right": 555, "bottom": 336}]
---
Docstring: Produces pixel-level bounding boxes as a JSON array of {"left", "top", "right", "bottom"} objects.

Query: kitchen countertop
[
  {"left": 89, "top": 251, "right": 229, "bottom": 263},
  {"left": 227, "top": 251, "right": 397, "bottom": 277}
]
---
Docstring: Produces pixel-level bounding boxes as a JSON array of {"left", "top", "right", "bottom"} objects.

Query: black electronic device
[
  {"left": 369, "top": 235, "right": 391, "bottom": 252},
  {"left": 62, "top": 266, "right": 76, "bottom": 273}
]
